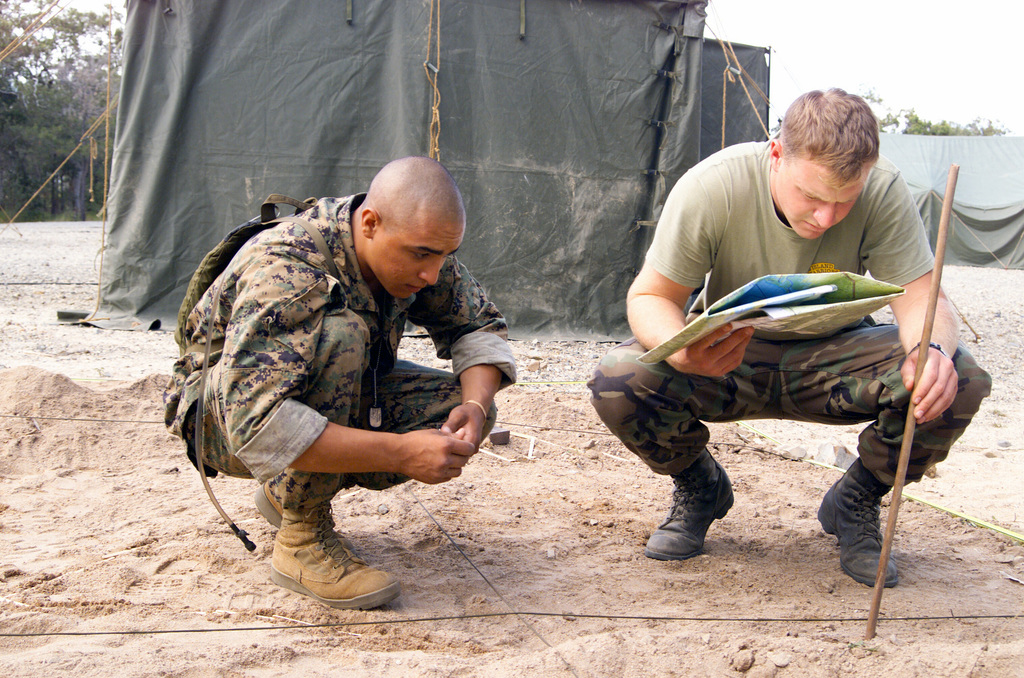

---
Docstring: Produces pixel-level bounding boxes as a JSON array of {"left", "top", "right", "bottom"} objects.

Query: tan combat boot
[
  {"left": 271, "top": 506, "right": 400, "bottom": 609},
  {"left": 256, "top": 481, "right": 356, "bottom": 552}
]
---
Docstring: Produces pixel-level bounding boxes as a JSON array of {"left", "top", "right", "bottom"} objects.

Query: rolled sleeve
[
  {"left": 235, "top": 398, "right": 328, "bottom": 482},
  {"left": 451, "top": 331, "right": 517, "bottom": 387}
]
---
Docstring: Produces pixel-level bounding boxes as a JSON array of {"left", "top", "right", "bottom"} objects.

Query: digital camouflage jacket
[{"left": 164, "top": 194, "right": 516, "bottom": 481}]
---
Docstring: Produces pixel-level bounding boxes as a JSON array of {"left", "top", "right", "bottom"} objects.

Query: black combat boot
[
  {"left": 644, "top": 448, "right": 734, "bottom": 561},
  {"left": 817, "top": 458, "right": 898, "bottom": 587}
]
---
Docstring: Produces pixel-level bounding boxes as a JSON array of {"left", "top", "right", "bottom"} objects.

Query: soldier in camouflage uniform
[
  {"left": 165, "top": 157, "right": 516, "bottom": 609},
  {"left": 589, "top": 90, "right": 991, "bottom": 588}
]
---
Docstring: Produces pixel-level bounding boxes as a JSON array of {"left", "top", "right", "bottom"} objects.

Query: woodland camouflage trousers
[{"left": 588, "top": 323, "right": 991, "bottom": 485}]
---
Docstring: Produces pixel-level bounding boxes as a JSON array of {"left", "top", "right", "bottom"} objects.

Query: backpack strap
[
  {"left": 260, "top": 194, "right": 316, "bottom": 223},
  {"left": 180, "top": 209, "right": 341, "bottom": 356},
  {"left": 259, "top": 194, "right": 341, "bottom": 279},
  {"left": 274, "top": 215, "right": 342, "bottom": 281}
]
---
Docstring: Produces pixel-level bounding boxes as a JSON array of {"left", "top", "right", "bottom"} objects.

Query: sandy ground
[{"left": 1, "top": 221, "right": 1022, "bottom": 677}]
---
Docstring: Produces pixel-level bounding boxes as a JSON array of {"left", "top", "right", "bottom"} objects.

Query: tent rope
[
  {"left": 0, "top": 100, "right": 115, "bottom": 236},
  {"left": 85, "top": 4, "right": 117, "bottom": 323},
  {"left": 927, "top": 188, "right": 1022, "bottom": 270},
  {"left": 714, "top": 34, "right": 769, "bottom": 142},
  {"left": 0, "top": 0, "right": 73, "bottom": 236},
  {"left": 703, "top": 22, "right": 771, "bottom": 143},
  {"left": 0, "top": 0, "right": 69, "bottom": 65},
  {"left": 88, "top": 137, "right": 97, "bottom": 203},
  {"left": 721, "top": 66, "right": 732, "bottom": 150},
  {"left": 423, "top": 0, "right": 442, "bottom": 160}
]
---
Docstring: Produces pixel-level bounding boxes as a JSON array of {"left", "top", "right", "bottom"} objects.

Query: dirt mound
[{"left": 0, "top": 368, "right": 173, "bottom": 474}]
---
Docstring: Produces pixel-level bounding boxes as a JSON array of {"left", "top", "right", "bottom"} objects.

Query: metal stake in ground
[{"left": 865, "top": 164, "right": 959, "bottom": 640}]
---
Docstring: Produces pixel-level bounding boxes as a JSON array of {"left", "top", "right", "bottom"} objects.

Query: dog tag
[{"left": 369, "top": 406, "right": 382, "bottom": 429}]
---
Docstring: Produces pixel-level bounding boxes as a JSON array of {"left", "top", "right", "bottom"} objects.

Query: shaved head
[
  {"left": 353, "top": 157, "right": 467, "bottom": 299},
  {"left": 364, "top": 156, "right": 465, "bottom": 232}
]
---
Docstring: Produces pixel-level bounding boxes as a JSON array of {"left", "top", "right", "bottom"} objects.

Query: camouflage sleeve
[
  {"left": 215, "top": 244, "right": 339, "bottom": 456},
  {"left": 164, "top": 228, "right": 354, "bottom": 480},
  {"left": 409, "top": 256, "right": 517, "bottom": 386},
  {"left": 235, "top": 397, "right": 327, "bottom": 482}
]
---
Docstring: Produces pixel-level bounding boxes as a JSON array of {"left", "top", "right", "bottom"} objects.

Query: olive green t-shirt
[{"left": 647, "top": 142, "right": 934, "bottom": 330}]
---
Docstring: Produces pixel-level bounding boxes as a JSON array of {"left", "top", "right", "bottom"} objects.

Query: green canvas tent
[
  {"left": 879, "top": 134, "right": 1024, "bottom": 270},
  {"left": 99, "top": 0, "right": 769, "bottom": 338}
]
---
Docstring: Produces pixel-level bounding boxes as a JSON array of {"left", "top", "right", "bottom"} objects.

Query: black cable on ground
[{"left": 1, "top": 610, "right": 1019, "bottom": 639}]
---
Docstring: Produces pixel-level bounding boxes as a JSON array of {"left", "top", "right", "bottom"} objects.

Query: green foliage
[
  {"left": 0, "top": 0, "right": 122, "bottom": 222},
  {"left": 861, "top": 89, "right": 1009, "bottom": 137},
  {"left": 879, "top": 108, "right": 1009, "bottom": 136}
]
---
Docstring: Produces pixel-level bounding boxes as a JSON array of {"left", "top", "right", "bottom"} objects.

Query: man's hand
[
  {"left": 902, "top": 345, "right": 958, "bottom": 423},
  {"left": 627, "top": 264, "right": 753, "bottom": 377},
  {"left": 292, "top": 411, "right": 482, "bottom": 481},
  {"left": 440, "top": 402, "right": 487, "bottom": 448},
  {"left": 890, "top": 273, "right": 960, "bottom": 424},
  {"left": 395, "top": 429, "right": 478, "bottom": 484},
  {"left": 665, "top": 323, "right": 755, "bottom": 376}
]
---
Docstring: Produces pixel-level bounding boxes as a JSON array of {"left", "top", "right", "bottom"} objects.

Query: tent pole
[{"left": 865, "top": 163, "right": 959, "bottom": 639}]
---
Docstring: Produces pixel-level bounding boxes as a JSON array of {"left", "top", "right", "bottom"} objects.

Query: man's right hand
[
  {"left": 627, "top": 264, "right": 754, "bottom": 378},
  {"left": 665, "top": 323, "right": 754, "bottom": 377},
  {"left": 395, "top": 429, "right": 478, "bottom": 484}
]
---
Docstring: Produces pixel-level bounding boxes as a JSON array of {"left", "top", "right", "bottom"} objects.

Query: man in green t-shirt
[{"left": 589, "top": 89, "right": 991, "bottom": 588}]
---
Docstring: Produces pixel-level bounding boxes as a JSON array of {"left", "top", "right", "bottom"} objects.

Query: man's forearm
[
  {"left": 291, "top": 422, "right": 404, "bottom": 474},
  {"left": 624, "top": 263, "right": 695, "bottom": 351},
  {"left": 894, "top": 292, "right": 959, "bottom": 356},
  {"left": 889, "top": 272, "right": 959, "bottom": 355},
  {"left": 627, "top": 293, "right": 688, "bottom": 351},
  {"left": 458, "top": 364, "right": 502, "bottom": 408}
]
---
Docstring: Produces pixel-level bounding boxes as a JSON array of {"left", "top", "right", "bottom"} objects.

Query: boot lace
[
  {"left": 308, "top": 507, "right": 366, "bottom": 568},
  {"left": 844, "top": 485, "right": 883, "bottom": 542},
  {"left": 667, "top": 473, "right": 711, "bottom": 520}
]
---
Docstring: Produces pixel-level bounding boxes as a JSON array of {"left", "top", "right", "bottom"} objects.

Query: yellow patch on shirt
[{"left": 808, "top": 262, "right": 839, "bottom": 274}]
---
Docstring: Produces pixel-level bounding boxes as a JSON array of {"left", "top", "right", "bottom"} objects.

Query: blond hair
[{"left": 779, "top": 89, "right": 879, "bottom": 185}]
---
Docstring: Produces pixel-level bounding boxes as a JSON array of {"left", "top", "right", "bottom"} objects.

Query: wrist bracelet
[
  {"left": 464, "top": 399, "right": 489, "bottom": 418},
  {"left": 913, "top": 341, "right": 948, "bottom": 359}
]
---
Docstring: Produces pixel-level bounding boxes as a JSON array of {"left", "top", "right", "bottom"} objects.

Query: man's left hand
[
  {"left": 902, "top": 345, "right": 958, "bottom": 423},
  {"left": 441, "top": 402, "right": 487, "bottom": 448}
]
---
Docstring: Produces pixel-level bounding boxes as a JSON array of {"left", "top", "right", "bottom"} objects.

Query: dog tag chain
[{"left": 369, "top": 308, "right": 385, "bottom": 429}]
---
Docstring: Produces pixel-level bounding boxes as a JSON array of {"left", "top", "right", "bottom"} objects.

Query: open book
[{"left": 638, "top": 272, "right": 905, "bottom": 364}]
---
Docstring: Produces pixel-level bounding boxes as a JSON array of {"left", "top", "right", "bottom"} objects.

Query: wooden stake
[{"left": 865, "top": 164, "right": 959, "bottom": 639}]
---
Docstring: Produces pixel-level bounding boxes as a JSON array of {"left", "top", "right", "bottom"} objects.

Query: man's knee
[
  {"left": 183, "top": 406, "right": 253, "bottom": 479},
  {"left": 588, "top": 339, "right": 696, "bottom": 445},
  {"left": 951, "top": 346, "right": 992, "bottom": 418},
  {"left": 588, "top": 340, "right": 651, "bottom": 430},
  {"left": 345, "top": 472, "right": 411, "bottom": 492}
]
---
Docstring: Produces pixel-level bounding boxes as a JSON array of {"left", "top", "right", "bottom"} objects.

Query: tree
[
  {"left": 0, "top": 0, "right": 121, "bottom": 222},
  {"left": 861, "top": 89, "right": 1009, "bottom": 137}
]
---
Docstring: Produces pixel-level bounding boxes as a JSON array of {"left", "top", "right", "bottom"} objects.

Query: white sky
[{"left": 705, "top": 0, "right": 1024, "bottom": 135}]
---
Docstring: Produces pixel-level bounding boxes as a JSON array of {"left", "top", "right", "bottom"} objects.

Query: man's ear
[
  {"left": 360, "top": 205, "right": 382, "bottom": 239},
  {"left": 768, "top": 138, "right": 784, "bottom": 170}
]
